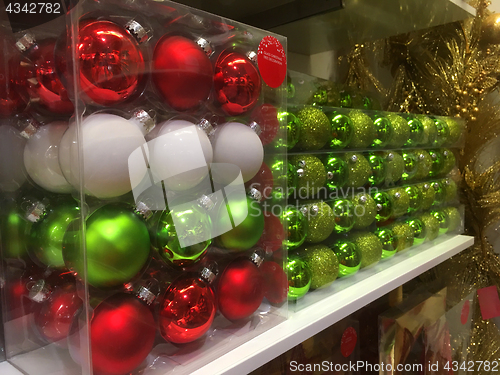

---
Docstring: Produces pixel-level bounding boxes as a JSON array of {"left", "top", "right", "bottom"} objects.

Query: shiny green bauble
[
  {"left": 324, "top": 155, "right": 348, "bottom": 190},
  {"left": 385, "top": 152, "right": 405, "bottom": 185},
  {"left": 345, "top": 152, "right": 372, "bottom": 187},
  {"left": 278, "top": 111, "right": 301, "bottom": 150},
  {"left": 30, "top": 200, "right": 81, "bottom": 269},
  {"left": 405, "top": 185, "right": 422, "bottom": 214},
  {"left": 372, "top": 191, "right": 393, "bottom": 222},
  {"left": 331, "top": 199, "right": 355, "bottom": 233},
  {"left": 330, "top": 240, "right": 361, "bottom": 277},
  {"left": 218, "top": 196, "right": 264, "bottom": 251},
  {"left": 417, "top": 115, "right": 437, "bottom": 146},
  {"left": 349, "top": 232, "right": 382, "bottom": 268},
  {"left": 404, "top": 115, "right": 424, "bottom": 147},
  {"left": 340, "top": 90, "right": 353, "bottom": 108},
  {"left": 368, "top": 154, "right": 386, "bottom": 186},
  {"left": 443, "top": 117, "right": 464, "bottom": 145},
  {"left": 283, "top": 207, "right": 308, "bottom": 250},
  {"left": 443, "top": 179, "right": 458, "bottom": 203},
  {"left": 371, "top": 115, "right": 393, "bottom": 148},
  {"left": 302, "top": 244, "right": 339, "bottom": 289},
  {"left": 304, "top": 202, "right": 335, "bottom": 243},
  {"left": 443, "top": 206, "right": 461, "bottom": 233},
  {"left": 386, "top": 113, "right": 410, "bottom": 148},
  {"left": 63, "top": 203, "right": 150, "bottom": 289},
  {"left": 286, "top": 255, "right": 312, "bottom": 300},
  {"left": 414, "top": 149, "right": 432, "bottom": 180},
  {"left": 312, "top": 89, "right": 328, "bottom": 106},
  {"left": 406, "top": 218, "right": 426, "bottom": 245},
  {"left": 419, "top": 213, "right": 440, "bottom": 241},
  {"left": 328, "top": 113, "right": 353, "bottom": 149},
  {"left": 389, "top": 188, "right": 410, "bottom": 218},
  {"left": 375, "top": 227, "right": 397, "bottom": 259},
  {"left": 296, "top": 107, "right": 330, "bottom": 150},
  {"left": 441, "top": 149, "right": 456, "bottom": 176},
  {"left": 432, "top": 117, "right": 450, "bottom": 146},
  {"left": 349, "top": 110, "right": 377, "bottom": 149},
  {"left": 1, "top": 207, "right": 30, "bottom": 259},
  {"left": 430, "top": 210, "right": 448, "bottom": 235},
  {"left": 289, "top": 155, "right": 326, "bottom": 197},
  {"left": 352, "top": 193, "right": 377, "bottom": 229},
  {"left": 402, "top": 151, "right": 418, "bottom": 182},
  {"left": 432, "top": 180, "right": 446, "bottom": 206},
  {"left": 150, "top": 204, "right": 211, "bottom": 267},
  {"left": 391, "top": 222, "right": 414, "bottom": 252},
  {"left": 416, "top": 183, "right": 435, "bottom": 211},
  {"left": 428, "top": 149, "right": 445, "bottom": 177}
]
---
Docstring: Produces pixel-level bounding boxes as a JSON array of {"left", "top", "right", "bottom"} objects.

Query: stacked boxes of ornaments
[
  {"left": 283, "top": 72, "right": 464, "bottom": 302},
  {"left": 0, "top": 1, "right": 288, "bottom": 374}
]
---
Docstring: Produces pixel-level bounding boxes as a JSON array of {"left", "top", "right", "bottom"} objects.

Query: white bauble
[
  {"left": 212, "top": 122, "right": 263, "bottom": 182},
  {"left": 0, "top": 124, "right": 27, "bottom": 192},
  {"left": 24, "top": 121, "right": 72, "bottom": 193}
]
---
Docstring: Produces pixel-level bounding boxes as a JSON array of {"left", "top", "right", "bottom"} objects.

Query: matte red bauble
[
  {"left": 214, "top": 50, "right": 261, "bottom": 116},
  {"left": 152, "top": 35, "right": 213, "bottom": 111},
  {"left": 251, "top": 104, "right": 279, "bottom": 145},
  {"left": 77, "top": 20, "right": 145, "bottom": 106},
  {"left": 91, "top": 294, "right": 155, "bottom": 375},
  {"left": 260, "top": 261, "right": 288, "bottom": 304},
  {"left": 257, "top": 213, "right": 284, "bottom": 253},
  {"left": 158, "top": 274, "right": 216, "bottom": 344},
  {"left": 217, "top": 257, "right": 264, "bottom": 321},
  {"left": 246, "top": 162, "right": 273, "bottom": 199}
]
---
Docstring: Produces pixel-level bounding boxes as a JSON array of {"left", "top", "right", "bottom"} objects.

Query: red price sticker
[
  {"left": 340, "top": 326, "right": 357, "bottom": 358},
  {"left": 257, "top": 36, "right": 286, "bottom": 89}
]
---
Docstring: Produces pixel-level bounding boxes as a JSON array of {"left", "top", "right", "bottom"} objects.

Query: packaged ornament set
[{"left": 0, "top": 1, "right": 288, "bottom": 374}]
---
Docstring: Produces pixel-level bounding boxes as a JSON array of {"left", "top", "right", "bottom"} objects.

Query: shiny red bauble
[
  {"left": 251, "top": 104, "right": 279, "bottom": 145},
  {"left": 217, "top": 257, "right": 264, "bottom": 321},
  {"left": 91, "top": 294, "right": 155, "bottom": 375},
  {"left": 77, "top": 20, "right": 145, "bottom": 106},
  {"left": 158, "top": 275, "right": 216, "bottom": 344},
  {"left": 152, "top": 35, "right": 213, "bottom": 111},
  {"left": 257, "top": 213, "right": 285, "bottom": 253},
  {"left": 214, "top": 50, "right": 261, "bottom": 116},
  {"left": 260, "top": 261, "right": 288, "bottom": 305}
]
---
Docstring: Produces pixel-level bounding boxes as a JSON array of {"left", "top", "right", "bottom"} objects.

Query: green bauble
[
  {"left": 349, "top": 232, "right": 383, "bottom": 268},
  {"left": 428, "top": 149, "right": 445, "bottom": 177},
  {"left": 406, "top": 218, "right": 426, "bottom": 245},
  {"left": 417, "top": 115, "right": 437, "bottom": 146},
  {"left": 368, "top": 154, "right": 386, "bottom": 186},
  {"left": 328, "top": 113, "right": 353, "bottom": 149},
  {"left": 283, "top": 207, "right": 308, "bottom": 250},
  {"left": 278, "top": 111, "right": 301, "bottom": 150},
  {"left": 339, "top": 90, "right": 352, "bottom": 108},
  {"left": 443, "top": 117, "right": 464, "bottom": 145},
  {"left": 419, "top": 213, "right": 440, "bottom": 241},
  {"left": 304, "top": 202, "right": 335, "bottom": 243},
  {"left": 375, "top": 227, "right": 397, "bottom": 259},
  {"left": 391, "top": 222, "right": 414, "bottom": 252},
  {"left": 345, "top": 152, "right": 372, "bottom": 187},
  {"left": 287, "top": 80, "right": 296, "bottom": 99},
  {"left": 405, "top": 185, "right": 422, "bottom": 214},
  {"left": 296, "top": 107, "right": 330, "bottom": 150},
  {"left": 443, "top": 179, "right": 458, "bottom": 203},
  {"left": 441, "top": 149, "right": 456, "bottom": 175},
  {"left": 348, "top": 110, "right": 377, "bottom": 149},
  {"left": 385, "top": 152, "right": 405, "bottom": 185},
  {"left": 371, "top": 115, "right": 393, "bottom": 148},
  {"left": 404, "top": 114, "right": 424, "bottom": 147},
  {"left": 402, "top": 151, "right": 418, "bottom": 182},
  {"left": 63, "top": 203, "right": 150, "bottom": 289},
  {"left": 414, "top": 149, "right": 432, "bottom": 180},
  {"left": 330, "top": 240, "right": 361, "bottom": 277},
  {"left": 286, "top": 255, "right": 312, "bottom": 300},
  {"left": 389, "top": 188, "right": 410, "bottom": 218},
  {"left": 352, "top": 193, "right": 377, "bottom": 229},
  {"left": 218, "top": 195, "right": 264, "bottom": 251},
  {"left": 30, "top": 200, "right": 81, "bottom": 269},
  {"left": 443, "top": 207, "right": 461, "bottom": 233},
  {"left": 331, "top": 199, "right": 355, "bottom": 233},
  {"left": 150, "top": 204, "right": 211, "bottom": 267},
  {"left": 432, "top": 117, "right": 450, "bottom": 146},
  {"left": 324, "top": 155, "right": 348, "bottom": 190},
  {"left": 430, "top": 210, "right": 448, "bottom": 235},
  {"left": 416, "top": 183, "right": 435, "bottom": 211},
  {"left": 302, "top": 244, "right": 339, "bottom": 289},
  {"left": 289, "top": 155, "right": 326, "bottom": 197},
  {"left": 312, "top": 89, "right": 328, "bottom": 106},
  {"left": 386, "top": 113, "right": 410, "bottom": 148},
  {"left": 372, "top": 191, "right": 393, "bottom": 222},
  {"left": 1, "top": 207, "right": 30, "bottom": 259},
  {"left": 432, "top": 181, "right": 446, "bottom": 206}
]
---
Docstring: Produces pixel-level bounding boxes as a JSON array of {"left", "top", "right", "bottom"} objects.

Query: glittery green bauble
[
  {"left": 416, "top": 183, "right": 435, "bottom": 211},
  {"left": 419, "top": 213, "right": 440, "bottom": 241},
  {"left": 443, "top": 179, "right": 458, "bottom": 203},
  {"left": 328, "top": 113, "right": 354, "bottom": 149},
  {"left": 283, "top": 207, "right": 308, "bottom": 250},
  {"left": 386, "top": 113, "right": 410, "bottom": 148},
  {"left": 372, "top": 191, "right": 393, "bottom": 222},
  {"left": 406, "top": 218, "right": 426, "bottom": 245},
  {"left": 348, "top": 110, "right": 377, "bottom": 149},
  {"left": 385, "top": 152, "right": 405, "bottom": 185},
  {"left": 405, "top": 185, "right": 422, "bottom": 214},
  {"left": 289, "top": 155, "right": 326, "bottom": 197},
  {"left": 443, "top": 117, "right": 464, "bottom": 145},
  {"left": 330, "top": 240, "right": 361, "bottom": 277},
  {"left": 441, "top": 149, "right": 456, "bottom": 176},
  {"left": 286, "top": 255, "right": 312, "bottom": 300},
  {"left": 417, "top": 115, "right": 437, "bottom": 146},
  {"left": 349, "top": 232, "right": 383, "bottom": 268},
  {"left": 432, "top": 117, "right": 450, "bottom": 146},
  {"left": 391, "top": 222, "right": 414, "bottom": 251},
  {"left": 404, "top": 115, "right": 424, "bottom": 147},
  {"left": 389, "top": 188, "right": 410, "bottom": 218},
  {"left": 324, "top": 155, "right": 348, "bottom": 190},
  {"left": 302, "top": 244, "right": 339, "bottom": 289},
  {"left": 352, "top": 193, "right": 377, "bottom": 229},
  {"left": 432, "top": 181, "right": 446, "bottom": 206},
  {"left": 296, "top": 107, "right": 330, "bottom": 150},
  {"left": 428, "top": 149, "right": 445, "bottom": 177},
  {"left": 414, "top": 149, "right": 432, "bottom": 180},
  {"left": 278, "top": 111, "right": 301, "bottom": 150},
  {"left": 331, "top": 199, "right": 355, "bottom": 233},
  {"left": 304, "top": 202, "right": 335, "bottom": 243},
  {"left": 430, "top": 210, "right": 448, "bottom": 235},
  {"left": 402, "top": 151, "right": 418, "bottom": 182},
  {"left": 368, "top": 154, "right": 386, "bottom": 186},
  {"left": 371, "top": 115, "right": 393, "bottom": 148},
  {"left": 443, "top": 206, "right": 461, "bottom": 233},
  {"left": 312, "top": 89, "right": 328, "bottom": 106},
  {"left": 345, "top": 152, "right": 372, "bottom": 187},
  {"left": 375, "top": 227, "right": 397, "bottom": 258}
]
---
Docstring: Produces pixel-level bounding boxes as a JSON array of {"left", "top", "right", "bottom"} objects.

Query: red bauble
[
  {"left": 260, "top": 261, "right": 288, "bottom": 305},
  {"left": 91, "top": 294, "right": 155, "bottom": 375},
  {"left": 217, "top": 257, "right": 264, "bottom": 321},
  {"left": 257, "top": 213, "right": 284, "bottom": 253},
  {"left": 152, "top": 35, "right": 213, "bottom": 111},
  {"left": 158, "top": 275, "right": 216, "bottom": 344},
  {"left": 251, "top": 104, "right": 279, "bottom": 145},
  {"left": 246, "top": 162, "right": 273, "bottom": 199},
  {"left": 214, "top": 50, "right": 261, "bottom": 116},
  {"left": 77, "top": 20, "right": 145, "bottom": 106}
]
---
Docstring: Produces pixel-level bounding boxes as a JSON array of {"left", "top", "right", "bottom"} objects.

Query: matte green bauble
[
  {"left": 286, "top": 255, "right": 312, "bottom": 300},
  {"left": 279, "top": 111, "right": 301, "bottom": 150},
  {"left": 416, "top": 183, "right": 435, "bottom": 211},
  {"left": 414, "top": 149, "right": 432, "bottom": 180},
  {"left": 283, "top": 207, "right": 308, "bottom": 250},
  {"left": 289, "top": 155, "right": 326, "bottom": 197},
  {"left": 352, "top": 193, "right": 377, "bottom": 229},
  {"left": 441, "top": 149, "right": 456, "bottom": 176},
  {"left": 419, "top": 213, "right": 440, "bottom": 241},
  {"left": 348, "top": 110, "right": 377, "bottom": 149},
  {"left": 417, "top": 115, "right": 437, "bottom": 146},
  {"left": 304, "top": 202, "right": 335, "bottom": 243},
  {"left": 443, "top": 117, "right": 463, "bottom": 145},
  {"left": 63, "top": 203, "right": 150, "bottom": 289},
  {"left": 406, "top": 218, "right": 426, "bottom": 245},
  {"left": 386, "top": 113, "right": 410, "bottom": 148},
  {"left": 331, "top": 199, "right": 355, "bottom": 233},
  {"left": 443, "top": 206, "right": 461, "bottom": 233},
  {"left": 218, "top": 195, "right": 264, "bottom": 251},
  {"left": 324, "top": 155, "right": 348, "bottom": 190},
  {"left": 388, "top": 188, "right": 410, "bottom": 218},
  {"left": 345, "top": 152, "right": 372, "bottom": 187},
  {"left": 368, "top": 154, "right": 386, "bottom": 186},
  {"left": 150, "top": 204, "right": 211, "bottom": 267},
  {"left": 432, "top": 181, "right": 446, "bottom": 206},
  {"left": 443, "top": 179, "right": 458, "bottom": 203},
  {"left": 391, "top": 222, "right": 414, "bottom": 252},
  {"left": 301, "top": 244, "right": 339, "bottom": 289},
  {"left": 405, "top": 185, "right": 422, "bottom": 214},
  {"left": 296, "top": 107, "right": 330, "bottom": 150},
  {"left": 30, "top": 200, "right": 81, "bottom": 269},
  {"left": 402, "top": 151, "right": 418, "bottom": 182},
  {"left": 375, "top": 227, "right": 397, "bottom": 259},
  {"left": 372, "top": 191, "right": 393, "bottom": 222},
  {"left": 404, "top": 115, "right": 424, "bottom": 147},
  {"left": 330, "top": 240, "right": 361, "bottom": 277},
  {"left": 430, "top": 210, "right": 448, "bottom": 235},
  {"left": 432, "top": 117, "right": 450, "bottom": 146},
  {"left": 371, "top": 115, "right": 393, "bottom": 148},
  {"left": 428, "top": 149, "right": 445, "bottom": 177},
  {"left": 349, "top": 232, "right": 382, "bottom": 268},
  {"left": 328, "top": 113, "right": 353, "bottom": 149},
  {"left": 1, "top": 207, "right": 30, "bottom": 259},
  {"left": 385, "top": 152, "right": 405, "bottom": 185}
]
